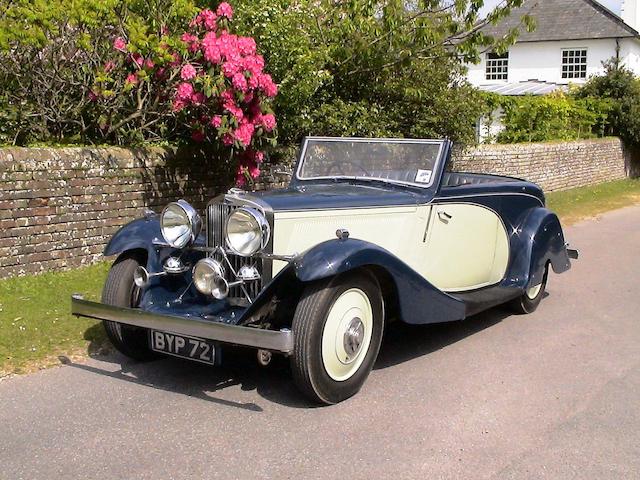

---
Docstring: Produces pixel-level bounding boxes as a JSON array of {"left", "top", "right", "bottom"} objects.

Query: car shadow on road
[
  {"left": 67, "top": 304, "right": 516, "bottom": 410},
  {"left": 375, "top": 305, "right": 514, "bottom": 370}
]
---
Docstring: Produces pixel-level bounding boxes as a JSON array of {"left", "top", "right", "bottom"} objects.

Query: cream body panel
[
  {"left": 272, "top": 206, "right": 429, "bottom": 276},
  {"left": 422, "top": 203, "right": 509, "bottom": 291},
  {"left": 271, "top": 202, "right": 509, "bottom": 293}
]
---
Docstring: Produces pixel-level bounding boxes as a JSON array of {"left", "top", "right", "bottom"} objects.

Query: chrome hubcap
[{"left": 343, "top": 317, "right": 365, "bottom": 361}]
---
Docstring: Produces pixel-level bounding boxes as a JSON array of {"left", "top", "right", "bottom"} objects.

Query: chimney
[{"left": 622, "top": 0, "right": 640, "bottom": 31}]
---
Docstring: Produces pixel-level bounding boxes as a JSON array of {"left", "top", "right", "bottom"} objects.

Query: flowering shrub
[{"left": 92, "top": 2, "right": 277, "bottom": 185}]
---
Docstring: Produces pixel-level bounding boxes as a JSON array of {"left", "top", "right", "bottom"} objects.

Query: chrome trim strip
[
  {"left": 436, "top": 191, "right": 545, "bottom": 206},
  {"left": 71, "top": 296, "right": 294, "bottom": 353},
  {"left": 272, "top": 191, "right": 544, "bottom": 214}
]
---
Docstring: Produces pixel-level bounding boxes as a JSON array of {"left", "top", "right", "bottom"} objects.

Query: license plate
[{"left": 150, "top": 330, "right": 215, "bottom": 365}]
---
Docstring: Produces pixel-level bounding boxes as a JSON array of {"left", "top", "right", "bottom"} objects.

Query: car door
[{"left": 420, "top": 202, "right": 509, "bottom": 292}]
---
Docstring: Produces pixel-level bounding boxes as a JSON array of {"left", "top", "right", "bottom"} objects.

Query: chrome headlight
[
  {"left": 225, "top": 207, "right": 270, "bottom": 256},
  {"left": 193, "top": 258, "right": 228, "bottom": 299},
  {"left": 160, "top": 200, "right": 202, "bottom": 248}
]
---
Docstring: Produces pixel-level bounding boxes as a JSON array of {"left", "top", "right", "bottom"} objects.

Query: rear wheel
[
  {"left": 102, "top": 254, "right": 156, "bottom": 360},
  {"left": 510, "top": 264, "right": 549, "bottom": 314},
  {"left": 291, "top": 272, "right": 384, "bottom": 404}
]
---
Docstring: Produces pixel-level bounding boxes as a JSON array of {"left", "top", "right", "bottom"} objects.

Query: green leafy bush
[
  {"left": 576, "top": 58, "right": 640, "bottom": 147},
  {"left": 495, "top": 92, "right": 611, "bottom": 143}
]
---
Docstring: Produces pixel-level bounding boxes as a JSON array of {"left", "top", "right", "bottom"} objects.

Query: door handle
[{"left": 438, "top": 210, "right": 452, "bottom": 221}]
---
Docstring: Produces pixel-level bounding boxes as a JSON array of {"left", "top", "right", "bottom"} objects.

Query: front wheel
[
  {"left": 101, "top": 254, "right": 157, "bottom": 360},
  {"left": 291, "top": 272, "right": 384, "bottom": 405}
]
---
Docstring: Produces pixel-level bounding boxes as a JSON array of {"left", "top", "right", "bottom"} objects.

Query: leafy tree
[
  {"left": 576, "top": 58, "right": 640, "bottom": 147},
  {"left": 233, "top": 0, "right": 534, "bottom": 150},
  {"left": 0, "top": 0, "right": 534, "bottom": 148}
]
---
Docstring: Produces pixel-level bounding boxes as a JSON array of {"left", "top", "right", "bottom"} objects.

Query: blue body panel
[{"left": 101, "top": 138, "right": 573, "bottom": 327}]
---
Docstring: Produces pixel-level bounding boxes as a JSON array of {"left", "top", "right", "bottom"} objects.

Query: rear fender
[
  {"left": 252, "top": 238, "right": 467, "bottom": 325},
  {"left": 509, "top": 207, "right": 571, "bottom": 289}
]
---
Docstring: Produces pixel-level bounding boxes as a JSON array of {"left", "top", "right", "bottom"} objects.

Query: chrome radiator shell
[{"left": 206, "top": 200, "right": 264, "bottom": 301}]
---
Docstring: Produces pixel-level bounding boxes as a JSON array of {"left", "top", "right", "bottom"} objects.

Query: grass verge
[
  {"left": 1, "top": 178, "right": 639, "bottom": 377},
  {"left": 546, "top": 178, "right": 640, "bottom": 225},
  {"left": 0, "top": 262, "right": 110, "bottom": 377}
]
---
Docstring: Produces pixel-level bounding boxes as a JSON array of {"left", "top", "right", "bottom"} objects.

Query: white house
[
  {"left": 468, "top": 0, "right": 640, "bottom": 140},
  {"left": 468, "top": 0, "right": 640, "bottom": 91}
]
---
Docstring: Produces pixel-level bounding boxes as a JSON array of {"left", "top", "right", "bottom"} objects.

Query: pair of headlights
[{"left": 160, "top": 200, "right": 270, "bottom": 256}]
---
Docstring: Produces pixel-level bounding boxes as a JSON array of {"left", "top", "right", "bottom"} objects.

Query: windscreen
[{"left": 297, "top": 138, "right": 444, "bottom": 187}]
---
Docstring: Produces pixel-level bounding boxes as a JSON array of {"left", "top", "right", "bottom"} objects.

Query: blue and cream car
[{"left": 71, "top": 137, "right": 578, "bottom": 404}]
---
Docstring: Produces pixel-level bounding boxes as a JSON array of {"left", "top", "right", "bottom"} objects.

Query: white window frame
[
  {"left": 561, "top": 48, "right": 588, "bottom": 79},
  {"left": 485, "top": 51, "right": 509, "bottom": 81}
]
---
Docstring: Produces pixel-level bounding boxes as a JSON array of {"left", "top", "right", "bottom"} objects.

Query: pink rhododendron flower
[
  {"left": 237, "top": 37, "right": 256, "bottom": 56},
  {"left": 172, "top": 99, "right": 186, "bottom": 112},
  {"left": 176, "top": 82, "right": 194, "bottom": 101},
  {"left": 125, "top": 73, "right": 138, "bottom": 85},
  {"left": 181, "top": 32, "right": 198, "bottom": 45},
  {"left": 131, "top": 53, "right": 144, "bottom": 68},
  {"left": 234, "top": 121, "right": 255, "bottom": 147},
  {"left": 232, "top": 72, "right": 248, "bottom": 92},
  {"left": 258, "top": 73, "right": 278, "bottom": 97},
  {"left": 181, "top": 64, "right": 197, "bottom": 80},
  {"left": 191, "top": 92, "right": 206, "bottom": 105},
  {"left": 222, "top": 61, "right": 241, "bottom": 78},
  {"left": 211, "top": 115, "right": 222, "bottom": 128},
  {"left": 113, "top": 37, "right": 127, "bottom": 52},
  {"left": 260, "top": 113, "right": 276, "bottom": 132},
  {"left": 216, "top": 2, "right": 233, "bottom": 19},
  {"left": 192, "top": 130, "right": 205, "bottom": 142},
  {"left": 249, "top": 162, "right": 260, "bottom": 178},
  {"left": 222, "top": 132, "right": 235, "bottom": 146},
  {"left": 103, "top": 6, "right": 277, "bottom": 164},
  {"left": 196, "top": 9, "right": 218, "bottom": 30},
  {"left": 202, "top": 32, "right": 222, "bottom": 64},
  {"left": 88, "top": 90, "right": 99, "bottom": 102}
]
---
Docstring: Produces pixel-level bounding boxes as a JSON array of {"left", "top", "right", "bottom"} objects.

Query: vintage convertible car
[{"left": 71, "top": 137, "right": 578, "bottom": 404}]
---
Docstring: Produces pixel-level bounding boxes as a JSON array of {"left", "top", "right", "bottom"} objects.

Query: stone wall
[
  {"left": 0, "top": 137, "right": 633, "bottom": 278},
  {"left": 451, "top": 137, "right": 631, "bottom": 192},
  {"left": 0, "top": 146, "right": 289, "bottom": 278}
]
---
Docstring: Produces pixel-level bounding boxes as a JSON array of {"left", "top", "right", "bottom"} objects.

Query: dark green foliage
[
  {"left": 494, "top": 92, "right": 611, "bottom": 143},
  {"left": 0, "top": 0, "right": 530, "bottom": 149},
  {"left": 576, "top": 58, "right": 640, "bottom": 147}
]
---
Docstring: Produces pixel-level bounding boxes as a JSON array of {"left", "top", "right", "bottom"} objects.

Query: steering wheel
[{"left": 326, "top": 161, "right": 371, "bottom": 177}]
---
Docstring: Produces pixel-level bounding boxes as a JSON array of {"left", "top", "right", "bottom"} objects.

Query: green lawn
[
  {"left": 546, "top": 178, "right": 640, "bottom": 225},
  {"left": 0, "top": 262, "right": 110, "bottom": 376},
  {"left": 1, "top": 177, "right": 640, "bottom": 376}
]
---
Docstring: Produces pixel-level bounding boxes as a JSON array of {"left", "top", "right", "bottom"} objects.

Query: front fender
[
  {"left": 509, "top": 207, "right": 572, "bottom": 289},
  {"left": 292, "top": 238, "right": 466, "bottom": 325},
  {"left": 104, "top": 217, "right": 163, "bottom": 258}
]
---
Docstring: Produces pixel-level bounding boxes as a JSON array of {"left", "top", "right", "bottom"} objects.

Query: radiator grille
[{"left": 206, "top": 202, "right": 263, "bottom": 301}]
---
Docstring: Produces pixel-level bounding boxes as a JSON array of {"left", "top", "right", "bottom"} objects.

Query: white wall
[{"left": 466, "top": 38, "right": 640, "bottom": 87}]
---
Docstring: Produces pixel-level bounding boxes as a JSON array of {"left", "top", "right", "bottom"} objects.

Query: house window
[
  {"left": 486, "top": 52, "right": 509, "bottom": 80},
  {"left": 562, "top": 49, "right": 587, "bottom": 79}
]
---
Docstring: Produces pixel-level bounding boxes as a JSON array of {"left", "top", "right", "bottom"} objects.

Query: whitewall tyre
[
  {"left": 510, "top": 264, "right": 549, "bottom": 314},
  {"left": 291, "top": 272, "right": 384, "bottom": 405}
]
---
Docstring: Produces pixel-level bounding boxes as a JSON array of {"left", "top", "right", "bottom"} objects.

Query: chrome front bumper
[{"left": 70, "top": 295, "right": 294, "bottom": 354}]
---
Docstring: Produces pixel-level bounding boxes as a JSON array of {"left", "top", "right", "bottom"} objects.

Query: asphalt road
[{"left": 2, "top": 205, "right": 640, "bottom": 480}]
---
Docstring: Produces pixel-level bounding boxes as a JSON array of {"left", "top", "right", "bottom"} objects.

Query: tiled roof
[
  {"left": 477, "top": 81, "right": 567, "bottom": 95},
  {"left": 481, "top": 0, "right": 638, "bottom": 42}
]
